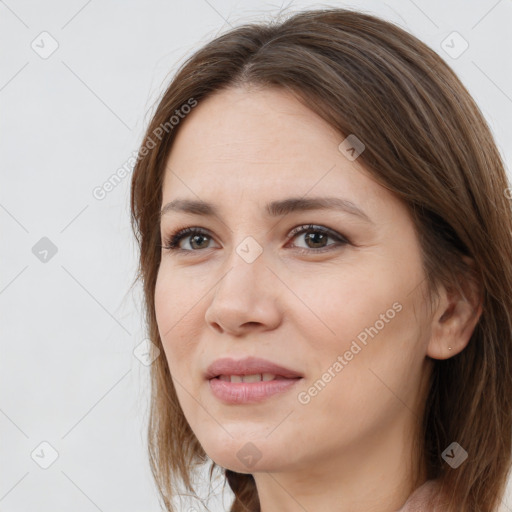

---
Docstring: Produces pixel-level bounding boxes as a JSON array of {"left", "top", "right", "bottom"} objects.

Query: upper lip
[{"left": 205, "top": 356, "right": 303, "bottom": 380}]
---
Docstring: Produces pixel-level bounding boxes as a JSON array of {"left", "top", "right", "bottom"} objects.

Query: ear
[{"left": 427, "top": 257, "right": 483, "bottom": 360}]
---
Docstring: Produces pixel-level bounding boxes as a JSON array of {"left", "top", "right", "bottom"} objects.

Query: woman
[{"left": 130, "top": 8, "right": 512, "bottom": 512}]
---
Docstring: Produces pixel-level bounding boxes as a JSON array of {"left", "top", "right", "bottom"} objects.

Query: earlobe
[{"left": 426, "top": 266, "right": 483, "bottom": 360}]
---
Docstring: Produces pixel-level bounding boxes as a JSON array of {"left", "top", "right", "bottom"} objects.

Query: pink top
[
  {"left": 396, "top": 479, "right": 510, "bottom": 511},
  {"left": 396, "top": 479, "right": 447, "bottom": 511}
]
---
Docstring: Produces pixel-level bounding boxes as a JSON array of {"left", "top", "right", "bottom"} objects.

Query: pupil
[
  {"left": 306, "top": 232, "right": 326, "bottom": 248},
  {"left": 191, "top": 235, "right": 208, "bottom": 249}
]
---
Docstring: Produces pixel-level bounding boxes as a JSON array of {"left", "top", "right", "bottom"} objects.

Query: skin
[{"left": 154, "top": 85, "right": 482, "bottom": 512}]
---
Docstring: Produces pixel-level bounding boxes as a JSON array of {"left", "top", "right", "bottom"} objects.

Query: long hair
[{"left": 130, "top": 8, "right": 512, "bottom": 511}]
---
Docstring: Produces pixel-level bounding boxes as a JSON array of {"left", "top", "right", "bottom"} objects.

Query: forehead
[
  {"left": 171, "top": 87, "right": 339, "bottom": 159},
  {"left": 163, "top": 87, "right": 370, "bottom": 194}
]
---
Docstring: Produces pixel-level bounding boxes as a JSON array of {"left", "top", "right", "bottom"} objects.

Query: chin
[{"left": 198, "top": 436, "right": 283, "bottom": 473}]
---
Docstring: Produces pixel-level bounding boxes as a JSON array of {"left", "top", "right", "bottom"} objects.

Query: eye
[
  {"left": 161, "top": 227, "right": 215, "bottom": 252},
  {"left": 286, "top": 224, "right": 350, "bottom": 253},
  {"left": 160, "top": 224, "right": 350, "bottom": 254}
]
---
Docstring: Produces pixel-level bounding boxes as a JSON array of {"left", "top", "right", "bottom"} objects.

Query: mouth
[
  {"left": 205, "top": 357, "right": 303, "bottom": 404},
  {"left": 205, "top": 356, "right": 303, "bottom": 381}
]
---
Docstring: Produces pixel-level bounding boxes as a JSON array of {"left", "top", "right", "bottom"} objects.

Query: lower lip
[{"left": 208, "top": 377, "right": 302, "bottom": 404}]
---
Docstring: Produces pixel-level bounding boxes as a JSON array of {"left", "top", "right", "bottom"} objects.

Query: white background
[{"left": 1, "top": 0, "right": 511, "bottom": 510}]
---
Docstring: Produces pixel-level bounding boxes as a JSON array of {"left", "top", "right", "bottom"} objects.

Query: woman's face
[{"left": 155, "top": 85, "right": 435, "bottom": 476}]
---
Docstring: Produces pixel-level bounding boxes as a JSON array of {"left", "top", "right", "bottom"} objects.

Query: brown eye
[
  {"left": 288, "top": 224, "right": 350, "bottom": 253},
  {"left": 162, "top": 227, "right": 215, "bottom": 252}
]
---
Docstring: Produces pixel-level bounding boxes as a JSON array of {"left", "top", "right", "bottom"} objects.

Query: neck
[{"left": 253, "top": 416, "right": 427, "bottom": 512}]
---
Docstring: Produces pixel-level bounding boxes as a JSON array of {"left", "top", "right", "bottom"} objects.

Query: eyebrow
[{"left": 160, "top": 196, "right": 373, "bottom": 223}]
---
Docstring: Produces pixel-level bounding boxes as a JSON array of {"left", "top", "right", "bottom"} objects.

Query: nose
[{"left": 204, "top": 248, "right": 282, "bottom": 336}]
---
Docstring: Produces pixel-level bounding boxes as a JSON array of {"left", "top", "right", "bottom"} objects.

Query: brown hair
[{"left": 130, "top": 8, "right": 512, "bottom": 511}]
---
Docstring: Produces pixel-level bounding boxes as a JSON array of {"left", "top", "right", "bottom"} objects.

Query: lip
[
  {"left": 205, "top": 356, "right": 303, "bottom": 405},
  {"left": 204, "top": 356, "right": 303, "bottom": 380},
  {"left": 208, "top": 378, "right": 301, "bottom": 404}
]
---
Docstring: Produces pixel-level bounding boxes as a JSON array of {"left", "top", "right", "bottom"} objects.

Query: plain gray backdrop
[{"left": 1, "top": 0, "right": 511, "bottom": 510}]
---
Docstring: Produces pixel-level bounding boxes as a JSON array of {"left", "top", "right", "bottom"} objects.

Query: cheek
[
  {"left": 289, "top": 255, "right": 426, "bottom": 390},
  {"left": 288, "top": 262, "right": 407, "bottom": 347},
  {"left": 290, "top": 299, "right": 425, "bottom": 449},
  {"left": 154, "top": 268, "right": 204, "bottom": 374}
]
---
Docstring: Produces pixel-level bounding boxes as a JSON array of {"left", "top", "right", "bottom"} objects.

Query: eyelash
[{"left": 160, "top": 224, "right": 350, "bottom": 255}]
